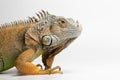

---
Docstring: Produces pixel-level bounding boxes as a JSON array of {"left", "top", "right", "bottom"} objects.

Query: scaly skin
[
  {"left": 0, "top": 10, "right": 82, "bottom": 75},
  {"left": 0, "top": 23, "right": 35, "bottom": 71}
]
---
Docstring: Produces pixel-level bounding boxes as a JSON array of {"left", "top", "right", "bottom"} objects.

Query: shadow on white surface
[
  {"left": 0, "top": 64, "right": 120, "bottom": 80},
  {"left": 0, "top": 67, "right": 79, "bottom": 80}
]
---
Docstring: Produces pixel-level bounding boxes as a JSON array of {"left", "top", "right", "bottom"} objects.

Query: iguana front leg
[
  {"left": 42, "top": 46, "right": 64, "bottom": 71},
  {"left": 15, "top": 48, "right": 61, "bottom": 75}
]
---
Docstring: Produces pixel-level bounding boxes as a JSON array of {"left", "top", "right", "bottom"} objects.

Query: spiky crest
[{"left": 0, "top": 10, "right": 49, "bottom": 29}]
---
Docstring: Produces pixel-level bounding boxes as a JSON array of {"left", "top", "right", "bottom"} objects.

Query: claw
[
  {"left": 49, "top": 66, "right": 63, "bottom": 74},
  {"left": 52, "top": 71, "right": 63, "bottom": 74},
  {"left": 51, "top": 66, "right": 61, "bottom": 71},
  {"left": 36, "top": 64, "right": 43, "bottom": 70}
]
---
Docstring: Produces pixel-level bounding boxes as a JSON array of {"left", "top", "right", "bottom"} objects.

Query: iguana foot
[{"left": 36, "top": 64, "right": 62, "bottom": 74}]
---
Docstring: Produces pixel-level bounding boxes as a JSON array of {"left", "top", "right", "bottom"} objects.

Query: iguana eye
[
  {"left": 41, "top": 35, "right": 52, "bottom": 46},
  {"left": 58, "top": 18, "right": 67, "bottom": 28},
  {"left": 60, "top": 20, "right": 65, "bottom": 24}
]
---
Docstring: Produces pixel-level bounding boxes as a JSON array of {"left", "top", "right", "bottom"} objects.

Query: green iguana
[{"left": 0, "top": 10, "right": 82, "bottom": 75}]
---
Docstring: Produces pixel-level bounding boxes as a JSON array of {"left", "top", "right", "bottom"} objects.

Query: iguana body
[
  {"left": 0, "top": 10, "right": 82, "bottom": 75},
  {"left": 0, "top": 23, "right": 36, "bottom": 71}
]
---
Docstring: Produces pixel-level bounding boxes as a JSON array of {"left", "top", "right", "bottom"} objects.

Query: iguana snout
[
  {"left": 55, "top": 17, "right": 82, "bottom": 47},
  {"left": 66, "top": 18, "right": 82, "bottom": 37}
]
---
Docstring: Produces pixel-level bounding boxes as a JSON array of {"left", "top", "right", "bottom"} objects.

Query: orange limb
[{"left": 15, "top": 49, "right": 62, "bottom": 75}]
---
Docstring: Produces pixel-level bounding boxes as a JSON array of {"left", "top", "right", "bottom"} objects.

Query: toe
[
  {"left": 51, "top": 66, "right": 61, "bottom": 71},
  {"left": 36, "top": 64, "right": 43, "bottom": 70}
]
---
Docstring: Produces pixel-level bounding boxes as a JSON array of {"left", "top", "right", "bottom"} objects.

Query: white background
[{"left": 0, "top": 0, "right": 120, "bottom": 80}]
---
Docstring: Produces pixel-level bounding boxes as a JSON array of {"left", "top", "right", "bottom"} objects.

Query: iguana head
[{"left": 26, "top": 10, "right": 82, "bottom": 51}]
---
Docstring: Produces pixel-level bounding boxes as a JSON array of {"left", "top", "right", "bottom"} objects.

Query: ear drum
[
  {"left": 41, "top": 35, "right": 52, "bottom": 46},
  {"left": 41, "top": 35, "right": 59, "bottom": 46}
]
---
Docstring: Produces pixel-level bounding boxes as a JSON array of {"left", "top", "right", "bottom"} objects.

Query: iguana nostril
[
  {"left": 77, "top": 25, "right": 79, "bottom": 27},
  {"left": 75, "top": 20, "right": 79, "bottom": 28}
]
